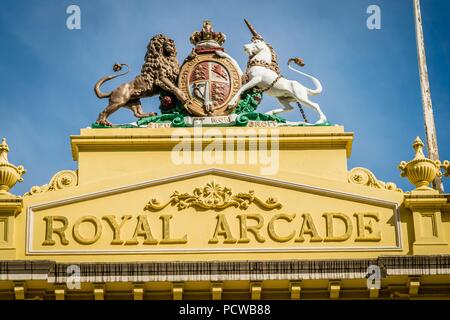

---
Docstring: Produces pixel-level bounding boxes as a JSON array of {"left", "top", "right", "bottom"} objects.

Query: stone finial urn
[
  {"left": 0, "top": 138, "right": 26, "bottom": 194},
  {"left": 398, "top": 137, "right": 441, "bottom": 190}
]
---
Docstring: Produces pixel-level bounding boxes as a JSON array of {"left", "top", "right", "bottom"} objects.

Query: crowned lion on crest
[{"left": 94, "top": 34, "right": 187, "bottom": 126}]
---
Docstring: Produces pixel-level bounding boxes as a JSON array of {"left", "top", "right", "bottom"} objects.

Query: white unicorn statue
[{"left": 225, "top": 19, "right": 327, "bottom": 124}]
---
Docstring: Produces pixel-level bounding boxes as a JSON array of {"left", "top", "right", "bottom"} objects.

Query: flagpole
[{"left": 413, "top": 0, "right": 444, "bottom": 192}]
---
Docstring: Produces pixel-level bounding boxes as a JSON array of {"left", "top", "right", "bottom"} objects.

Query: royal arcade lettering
[
  {"left": 41, "top": 212, "right": 381, "bottom": 246},
  {"left": 26, "top": 179, "right": 398, "bottom": 254}
]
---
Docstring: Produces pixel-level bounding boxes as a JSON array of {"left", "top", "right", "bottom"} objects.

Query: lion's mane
[{"left": 139, "top": 34, "right": 180, "bottom": 90}]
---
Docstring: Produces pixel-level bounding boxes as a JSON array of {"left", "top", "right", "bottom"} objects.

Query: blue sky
[{"left": 0, "top": 0, "right": 449, "bottom": 194}]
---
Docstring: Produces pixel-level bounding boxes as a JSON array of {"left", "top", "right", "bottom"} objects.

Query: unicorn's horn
[{"left": 244, "top": 18, "right": 263, "bottom": 40}]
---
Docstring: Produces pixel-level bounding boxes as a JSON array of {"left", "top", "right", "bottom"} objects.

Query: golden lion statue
[{"left": 94, "top": 34, "right": 187, "bottom": 126}]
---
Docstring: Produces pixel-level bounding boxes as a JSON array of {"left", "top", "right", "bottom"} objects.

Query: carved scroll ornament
[{"left": 144, "top": 180, "right": 282, "bottom": 211}]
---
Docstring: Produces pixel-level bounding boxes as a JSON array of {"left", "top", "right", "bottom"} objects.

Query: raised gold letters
[
  {"left": 103, "top": 215, "right": 132, "bottom": 245},
  {"left": 237, "top": 214, "right": 265, "bottom": 243},
  {"left": 41, "top": 210, "right": 383, "bottom": 247},
  {"left": 268, "top": 213, "right": 296, "bottom": 242},
  {"left": 295, "top": 213, "right": 322, "bottom": 242},
  {"left": 323, "top": 212, "right": 353, "bottom": 242},
  {"left": 43, "top": 216, "right": 69, "bottom": 246},
  {"left": 354, "top": 212, "right": 381, "bottom": 241},
  {"left": 159, "top": 215, "right": 188, "bottom": 244},
  {"left": 125, "top": 215, "right": 158, "bottom": 245},
  {"left": 209, "top": 214, "right": 237, "bottom": 244},
  {"left": 73, "top": 216, "right": 102, "bottom": 245}
]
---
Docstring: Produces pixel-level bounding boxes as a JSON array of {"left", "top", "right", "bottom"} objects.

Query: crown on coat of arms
[{"left": 190, "top": 20, "right": 226, "bottom": 47}]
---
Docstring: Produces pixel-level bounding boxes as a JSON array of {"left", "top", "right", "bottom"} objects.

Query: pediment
[{"left": 25, "top": 168, "right": 403, "bottom": 256}]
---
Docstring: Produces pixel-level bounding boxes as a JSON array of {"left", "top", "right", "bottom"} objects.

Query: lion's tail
[
  {"left": 287, "top": 60, "right": 322, "bottom": 96},
  {"left": 94, "top": 63, "right": 130, "bottom": 99}
]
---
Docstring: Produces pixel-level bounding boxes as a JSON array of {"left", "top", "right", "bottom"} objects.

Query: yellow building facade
[{"left": 0, "top": 126, "right": 449, "bottom": 300}]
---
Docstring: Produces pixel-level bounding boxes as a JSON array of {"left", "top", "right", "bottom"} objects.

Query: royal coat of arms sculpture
[
  {"left": 179, "top": 20, "right": 242, "bottom": 117},
  {"left": 92, "top": 20, "right": 329, "bottom": 128}
]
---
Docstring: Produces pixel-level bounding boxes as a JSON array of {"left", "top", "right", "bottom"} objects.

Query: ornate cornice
[{"left": 70, "top": 126, "right": 354, "bottom": 160}]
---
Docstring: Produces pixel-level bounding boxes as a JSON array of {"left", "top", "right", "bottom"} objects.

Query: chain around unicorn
[{"left": 227, "top": 19, "right": 327, "bottom": 125}]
